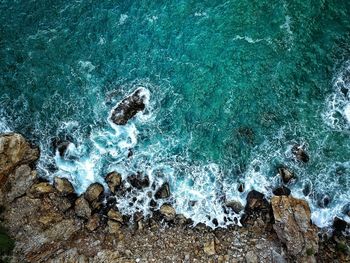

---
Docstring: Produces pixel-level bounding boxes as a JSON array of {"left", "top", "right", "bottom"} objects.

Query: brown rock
[
  {"left": 0, "top": 133, "right": 39, "bottom": 184},
  {"left": 203, "top": 239, "right": 216, "bottom": 256},
  {"left": 86, "top": 213, "right": 101, "bottom": 231},
  {"left": 85, "top": 183, "right": 104, "bottom": 203},
  {"left": 291, "top": 145, "right": 309, "bottom": 163},
  {"left": 107, "top": 220, "right": 121, "bottom": 234},
  {"left": 160, "top": 204, "right": 176, "bottom": 221},
  {"left": 28, "top": 182, "right": 55, "bottom": 198},
  {"left": 75, "top": 196, "right": 91, "bottom": 219},
  {"left": 105, "top": 172, "right": 122, "bottom": 193},
  {"left": 278, "top": 167, "right": 295, "bottom": 184},
  {"left": 53, "top": 177, "right": 75, "bottom": 196},
  {"left": 271, "top": 196, "right": 319, "bottom": 261},
  {"left": 107, "top": 208, "right": 124, "bottom": 224},
  {"left": 226, "top": 200, "right": 244, "bottom": 213}
]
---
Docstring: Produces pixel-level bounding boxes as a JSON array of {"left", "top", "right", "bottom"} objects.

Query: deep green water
[{"left": 0, "top": 0, "right": 349, "bottom": 227}]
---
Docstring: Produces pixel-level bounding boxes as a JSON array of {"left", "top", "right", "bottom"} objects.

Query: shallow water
[{"left": 0, "top": 0, "right": 349, "bottom": 228}]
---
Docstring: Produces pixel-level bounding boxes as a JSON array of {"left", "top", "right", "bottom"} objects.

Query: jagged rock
[
  {"left": 226, "top": 200, "right": 244, "bottom": 213},
  {"left": 134, "top": 211, "right": 144, "bottom": 222},
  {"left": 84, "top": 183, "right": 104, "bottom": 203},
  {"left": 128, "top": 173, "right": 150, "bottom": 189},
  {"left": 238, "top": 183, "right": 245, "bottom": 192},
  {"left": 110, "top": 88, "right": 148, "bottom": 125},
  {"left": 75, "top": 196, "right": 91, "bottom": 219},
  {"left": 105, "top": 172, "right": 122, "bottom": 193},
  {"left": 333, "top": 217, "right": 348, "bottom": 234},
  {"left": 292, "top": 145, "right": 309, "bottom": 163},
  {"left": 28, "top": 182, "right": 55, "bottom": 198},
  {"left": 271, "top": 196, "right": 319, "bottom": 262},
  {"left": 273, "top": 186, "right": 291, "bottom": 196},
  {"left": 53, "top": 177, "right": 75, "bottom": 196},
  {"left": 86, "top": 214, "right": 101, "bottom": 232},
  {"left": 203, "top": 239, "right": 216, "bottom": 256},
  {"left": 107, "top": 208, "right": 124, "bottom": 224},
  {"left": 47, "top": 193, "right": 72, "bottom": 212},
  {"left": 245, "top": 190, "right": 269, "bottom": 211},
  {"left": 107, "top": 220, "right": 121, "bottom": 234},
  {"left": 278, "top": 167, "right": 295, "bottom": 184},
  {"left": 160, "top": 204, "right": 176, "bottom": 221},
  {"left": 0, "top": 133, "right": 39, "bottom": 184},
  {"left": 155, "top": 183, "right": 170, "bottom": 199}
]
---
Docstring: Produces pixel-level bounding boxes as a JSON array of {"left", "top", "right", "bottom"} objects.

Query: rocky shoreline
[{"left": 0, "top": 133, "right": 349, "bottom": 262}]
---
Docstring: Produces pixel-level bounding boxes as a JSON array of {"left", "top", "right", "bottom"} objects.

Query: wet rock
[
  {"left": 56, "top": 141, "right": 71, "bottom": 157},
  {"left": 84, "top": 183, "right": 104, "bottom": 203},
  {"left": 160, "top": 204, "right": 176, "bottom": 221},
  {"left": 107, "top": 220, "right": 121, "bottom": 234},
  {"left": 271, "top": 196, "right": 319, "bottom": 261},
  {"left": 86, "top": 213, "right": 101, "bottom": 232},
  {"left": 75, "top": 196, "right": 91, "bottom": 219},
  {"left": 203, "top": 239, "right": 216, "bottom": 256},
  {"left": 107, "top": 208, "right": 124, "bottom": 224},
  {"left": 110, "top": 88, "right": 147, "bottom": 125},
  {"left": 333, "top": 217, "right": 348, "bottom": 234},
  {"left": 155, "top": 182, "right": 170, "bottom": 199},
  {"left": 278, "top": 167, "right": 295, "bottom": 184},
  {"left": 53, "top": 177, "right": 75, "bottom": 196},
  {"left": 134, "top": 211, "right": 144, "bottom": 222},
  {"left": 28, "top": 182, "right": 55, "bottom": 198},
  {"left": 226, "top": 200, "right": 244, "bottom": 214},
  {"left": 128, "top": 173, "right": 150, "bottom": 189},
  {"left": 273, "top": 186, "right": 291, "bottom": 196},
  {"left": 245, "top": 190, "right": 269, "bottom": 212},
  {"left": 105, "top": 172, "right": 122, "bottom": 193},
  {"left": 0, "top": 133, "right": 39, "bottom": 184},
  {"left": 317, "top": 194, "right": 331, "bottom": 208},
  {"left": 238, "top": 183, "right": 245, "bottom": 193},
  {"left": 291, "top": 144, "right": 309, "bottom": 163}
]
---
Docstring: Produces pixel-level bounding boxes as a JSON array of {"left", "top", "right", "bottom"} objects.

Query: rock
[
  {"left": 278, "top": 167, "right": 295, "bottom": 184},
  {"left": 86, "top": 213, "right": 101, "bottom": 231},
  {"left": 107, "top": 219, "right": 121, "bottom": 234},
  {"left": 84, "top": 183, "right": 104, "bottom": 203},
  {"left": 0, "top": 133, "right": 39, "bottom": 185},
  {"left": 53, "top": 177, "right": 75, "bottom": 196},
  {"left": 155, "top": 183, "right": 170, "bottom": 199},
  {"left": 238, "top": 183, "right": 245, "bottom": 192},
  {"left": 273, "top": 186, "right": 291, "bottom": 196},
  {"left": 226, "top": 200, "right": 244, "bottom": 213},
  {"left": 271, "top": 196, "right": 319, "bottom": 261},
  {"left": 291, "top": 145, "right": 309, "bottom": 163},
  {"left": 28, "top": 182, "right": 55, "bottom": 198},
  {"left": 75, "top": 196, "right": 91, "bottom": 219},
  {"left": 203, "top": 239, "right": 216, "bottom": 256},
  {"left": 160, "top": 204, "right": 176, "bottom": 221},
  {"left": 128, "top": 173, "right": 150, "bottom": 189},
  {"left": 105, "top": 172, "right": 122, "bottom": 193},
  {"left": 134, "top": 211, "right": 144, "bottom": 222},
  {"left": 245, "top": 190, "right": 269, "bottom": 212},
  {"left": 107, "top": 208, "right": 124, "bottom": 224},
  {"left": 245, "top": 251, "right": 258, "bottom": 263},
  {"left": 110, "top": 88, "right": 148, "bottom": 125},
  {"left": 333, "top": 217, "right": 348, "bottom": 234},
  {"left": 56, "top": 141, "right": 71, "bottom": 157}
]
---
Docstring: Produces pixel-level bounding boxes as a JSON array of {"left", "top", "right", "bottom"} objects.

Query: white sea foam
[{"left": 119, "top": 14, "right": 128, "bottom": 25}]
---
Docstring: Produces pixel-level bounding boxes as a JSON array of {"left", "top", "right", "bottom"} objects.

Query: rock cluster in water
[{"left": 0, "top": 133, "right": 349, "bottom": 262}]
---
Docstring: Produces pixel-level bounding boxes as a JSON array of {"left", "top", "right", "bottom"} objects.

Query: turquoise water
[{"left": 0, "top": 0, "right": 349, "bottom": 227}]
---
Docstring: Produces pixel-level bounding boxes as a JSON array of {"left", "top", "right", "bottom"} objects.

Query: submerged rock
[
  {"left": 271, "top": 196, "right": 319, "bottom": 261},
  {"left": 84, "top": 183, "right": 104, "bottom": 203},
  {"left": 155, "top": 182, "right": 170, "bottom": 199},
  {"left": 273, "top": 186, "right": 291, "bottom": 196},
  {"left": 128, "top": 173, "right": 150, "bottom": 189},
  {"left": 278, "top": 167, "right": 295, "bottom": 184},
  {"left": 105, "top": 172, "right": 122, "bottom": 193},
  {"left": 160, "top": 204, "right": 176, "bottom": 221},
  {"left": 110, "top": 88, "right": 148, "bottom": 125},
  {"left": 0, "top": 133, "right": 39, "bottom": 184},
  {"left": 54, "top": 177, "right": 75, "bottom": 196},
  {"left": 291, "top": 144, "right": 309, "bottom": 163}
]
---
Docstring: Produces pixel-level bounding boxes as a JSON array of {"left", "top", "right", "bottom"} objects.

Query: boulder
[
  {"left": 155, "top": 183, "right": 170, "bottom": 199},
  {"left": 159, "top": 204, "right": 176, "bottom": 221},
  {"left": 226, "top": 200, "right": 244, "bottom": 214},
  {"left": 333, "top": 217, "right": 348, "bottom": 234},
  {"left": 107, "top": 208, "right": 124, "bottom": 224},
  {"left": 107, "top": 220, "right": 121, "bottom": 234},
  {"left": 84, "top": 183, "right": 104, "bottom": 203},
  {"left": 273, "top": 186, "right": 291, "bottom": 196},
  {"left": 105, "top": 172, "right": 122, "bottom": 193},
  {"left": 278, "top": 167, "right": 295, "bottom": 184},
  {"left": 110, "top": 88, "right": 148, "bottom": 125},
  {"left": 128, "top": 173, "right": 150, "bottom": 189},
  {"left": 245, "top": 190, "right": 269, "bottom": 212},
  {"left": 0, "top": 133, "right": 39, "bottom": 184},
  {"left": 203, "top": 239, "right": 216, "bottom": 256},
  {"left": 28, "top": 182, "right": 55, "bottom": 198},
  {"left": 271, "top": 196, "right": 318, "bottom": 261},
  {"left": 86, "top": 213, "right": 101, "bottom": 232},
  {"left": 291, "top": 145, "right": 309, "bottom": 163},
  {"left": 54, "top": 177, "right": 75, "bottom": 196},
  {"left": 75, "top": 196, "right": 91, "bottom": 219}
]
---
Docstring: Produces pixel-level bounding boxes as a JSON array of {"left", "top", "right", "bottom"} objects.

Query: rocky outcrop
[
  {"left": 155, "top": 182, "right": 170, "bottom": 199},
  {"left": 292, "top": 144, "right": 309, "bottom": 163},
  {"left": 278, "top": 167, "right": 295, "bottom": 184},
  {"left": 271, "top": 196, "right": 319, "bottom": 262},
  {"left": 109, "top": 88, "right": 148, "bottom": 125}
]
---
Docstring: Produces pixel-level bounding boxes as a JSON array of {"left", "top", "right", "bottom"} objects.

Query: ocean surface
[{"left": 0, "top": 0, "right": 349, "bottom": 228}]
